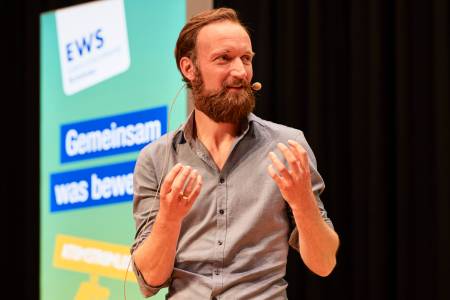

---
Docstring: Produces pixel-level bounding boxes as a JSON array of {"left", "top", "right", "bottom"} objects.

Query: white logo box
[{"left": 56, "top": 0, "right": 130, "bottom": 96}]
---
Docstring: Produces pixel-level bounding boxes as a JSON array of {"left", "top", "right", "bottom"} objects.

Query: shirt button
[
  {"left": 219, "top": 209, "right": 224, "bottom": 215},
  {"left": 218, "top": 240, "right": 223, "bottom": 245},
  {"left": 219, "top": 177, "right": 225, "bottom": 184}
]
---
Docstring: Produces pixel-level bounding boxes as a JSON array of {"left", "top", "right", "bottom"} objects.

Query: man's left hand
[{"left": 267, "top": 140, "right": 316, "bottom": 212}]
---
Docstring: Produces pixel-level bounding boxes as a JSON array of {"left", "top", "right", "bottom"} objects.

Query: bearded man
[{"left": 131, "top": 8, "right": 339, "bottom": 299}]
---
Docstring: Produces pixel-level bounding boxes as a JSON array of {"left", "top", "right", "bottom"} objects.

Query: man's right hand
[
  {"left": 133, "top": 163, "right": 202, "bottom": 288},
  {"left": 158, "top": 163, "right": 203, "bottom": 223}
]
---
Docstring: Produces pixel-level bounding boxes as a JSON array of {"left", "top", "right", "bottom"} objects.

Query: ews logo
[
  {"left": 55, "top": 0, "right": 129, "bottom": 95},
  {"left": 65, "top": 29, "right": 104, "bottom": 62}
]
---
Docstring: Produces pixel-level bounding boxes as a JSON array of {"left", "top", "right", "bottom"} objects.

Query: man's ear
[{"left": 179, "top": 57, "right": 196, "bottom": 82}]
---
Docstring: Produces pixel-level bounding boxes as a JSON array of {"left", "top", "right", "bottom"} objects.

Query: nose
[{"left": 229, "top": 58, "right": 247, "bottom": 79}]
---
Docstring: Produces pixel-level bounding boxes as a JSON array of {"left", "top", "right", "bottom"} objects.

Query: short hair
[{"left": 174, "top": 7, "right": 248, "bottom": 87}]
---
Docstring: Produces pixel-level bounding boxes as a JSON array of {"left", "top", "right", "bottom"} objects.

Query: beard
[{"left": 191, "top": 68, "right": 255, "bottom": 125}]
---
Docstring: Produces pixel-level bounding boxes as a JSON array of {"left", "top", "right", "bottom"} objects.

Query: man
[{"left": 131, "top": 8, "right": 339, "bottom": 299}]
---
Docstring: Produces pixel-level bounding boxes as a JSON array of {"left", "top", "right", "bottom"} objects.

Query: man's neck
[
  {"left": 194, "top": 109, "right": 243, "bottom": 170},
  {"left": 194, "top": 109, "right": 240, "bottom": 148}
]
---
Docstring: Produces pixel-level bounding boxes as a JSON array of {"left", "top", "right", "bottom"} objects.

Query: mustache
[
  {"left": 202, "top": 79, "right": 252, "bottom": 99},
  {"left": 224, "top": 79, "right": 251, "bottom": 89},
  {"left": 190, "top": 70, "right": 254, "bottom": 100}
]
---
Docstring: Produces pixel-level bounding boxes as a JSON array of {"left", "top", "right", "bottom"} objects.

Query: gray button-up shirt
[{"left": 131, "top": 112, "right": 333, "bottom": 299}]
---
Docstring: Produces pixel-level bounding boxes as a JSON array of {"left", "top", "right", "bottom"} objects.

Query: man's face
[{"left": 191, "top": 21, "right": 255, "bottom": 124}]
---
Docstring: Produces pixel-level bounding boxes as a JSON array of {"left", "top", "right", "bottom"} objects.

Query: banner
[{"left": 40, "top": 0, "right": 186, "bottom": 299}]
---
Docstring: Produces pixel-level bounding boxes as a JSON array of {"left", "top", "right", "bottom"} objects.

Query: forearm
[
  {"left": 133, "top": 214, "right": 182, "bottom": 286},
  {"left": 267, "top": 140, "right": 339, "bottom": 275},
  {"left": 292, "top": 196, "right": 339, "bottom": 277}
]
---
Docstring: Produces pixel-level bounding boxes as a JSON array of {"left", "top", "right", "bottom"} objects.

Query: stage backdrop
[{"left": 40, "top": 0, "right": 186, "bottom": 299}]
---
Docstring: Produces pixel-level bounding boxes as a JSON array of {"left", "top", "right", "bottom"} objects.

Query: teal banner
[{"left": 40, "top": 0, "right": 186, "bottom": 299}]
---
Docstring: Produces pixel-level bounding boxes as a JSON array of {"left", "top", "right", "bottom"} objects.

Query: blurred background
[{"left": 3, "top": 0, "right": 449, "bottom": 299}]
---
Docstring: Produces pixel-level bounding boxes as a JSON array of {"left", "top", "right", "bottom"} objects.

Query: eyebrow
[{"left": 210, "top": 49, "right": 256, "bottom": 58}]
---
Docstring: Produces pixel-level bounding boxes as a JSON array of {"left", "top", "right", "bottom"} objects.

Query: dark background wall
[
  {"left": 3, "top": 0, "right": 449, "bottom": 299},
  {"left": 214, "top": 1, "right": 450, "bottom": 299}
]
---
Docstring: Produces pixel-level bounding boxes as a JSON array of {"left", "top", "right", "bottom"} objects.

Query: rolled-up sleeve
[
  {"left": 130, "top": 146, "right": 168, "bottom": 297},
  {"left": 131, "top": 256, "right": 170, "bottom": 297}
]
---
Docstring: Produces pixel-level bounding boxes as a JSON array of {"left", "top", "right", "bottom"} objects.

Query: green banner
[{"left": 40, "top": 0, "right": 186, "bottom": 299}]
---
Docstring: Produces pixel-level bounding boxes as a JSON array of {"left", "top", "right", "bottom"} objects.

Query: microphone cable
[{"left": 123, "top": 83, "right": 186, "bottom": 300}]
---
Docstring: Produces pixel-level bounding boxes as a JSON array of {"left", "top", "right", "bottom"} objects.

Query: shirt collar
[{"left": 172, "top": 111, "right": 261, "bottom": 149}]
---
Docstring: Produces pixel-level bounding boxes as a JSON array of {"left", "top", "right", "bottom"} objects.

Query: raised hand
[
  {"left": 158, "top": 163, "right": 202, "bottom": 223},
  {"left": 267, "top": 140, "right": 315, "bottom": 212}
]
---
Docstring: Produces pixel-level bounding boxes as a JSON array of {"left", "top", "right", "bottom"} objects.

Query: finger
[
  {"left": 171, "top": 166, "right": 192, "bottom": 196},
  {"left": 277, "top": 143, "right": 301, "bottom": 175},
  {"left": 182, "top": 170, "right": 198, "bottom": 197},
  {"left": 267, "top": 164, "right": 287, "bottom": 188},
  {"left": 160, "top": 163, "right": 183, "bottom": 195},
  {"left": 268, "top": 151, "right": 292, "bottom": 182},
  {"left": 287, "top": 140, "right": 309, "bottom": 170},
  {"left": 186, "top": 175, "right": 202, "bottom": 204}
]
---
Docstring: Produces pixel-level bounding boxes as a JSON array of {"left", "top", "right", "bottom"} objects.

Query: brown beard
[{"left": 191, "top": 67, "right": 255, "bottom": 125}]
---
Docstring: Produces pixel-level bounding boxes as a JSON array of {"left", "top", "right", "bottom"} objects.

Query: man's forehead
[{"left": 196, "top": 21, "right": 252, "bottom": 53}]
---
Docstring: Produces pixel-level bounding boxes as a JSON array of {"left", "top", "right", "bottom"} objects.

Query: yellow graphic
[
  {"left": 53, "top": 234, "right": 136, "bottom": 299},
  {"left": 75, "top": 274, "right": 110, "bottom": 300}
]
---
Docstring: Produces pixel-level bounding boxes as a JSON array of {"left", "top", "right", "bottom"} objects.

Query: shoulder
[
  {"left": 250, "top": 113, "right": 305, "bottom": 142},
  {"left": 250, "top": 113, "right": 317, "bottom": 165},
  {"left": 136, "top": 129, "right": 180, "bottom": 165}
]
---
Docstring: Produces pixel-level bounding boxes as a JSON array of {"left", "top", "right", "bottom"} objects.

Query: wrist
[
  {"left": 156, "top": 210, "right": 183, "bottom": 228},
  {"left": 290, "top": 193, "right": 319, "bottom": 217}
]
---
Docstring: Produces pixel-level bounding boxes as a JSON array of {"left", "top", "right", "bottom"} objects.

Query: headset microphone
[{"left": 251, "top": 82, "right": 262, "bottom": 91}]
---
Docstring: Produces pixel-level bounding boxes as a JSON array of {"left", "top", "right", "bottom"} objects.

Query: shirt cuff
[
  {"left": 131, "top": 257, "right": 169, "bottom": 297},
  {"left": 288, "top": 227, "right": 300, "bottom": 252}
]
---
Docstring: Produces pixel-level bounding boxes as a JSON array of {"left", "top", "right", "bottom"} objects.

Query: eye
[
  {"left": 216, "top": 55, "right": 231, "bottom": 63},
  {"left": 241, "top": 55, "right": 253, "bottom": 64}
]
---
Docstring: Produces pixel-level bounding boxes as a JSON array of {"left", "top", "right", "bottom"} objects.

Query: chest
[{"left": 176, "top": 147, "right": 288, "bottom": 233}]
